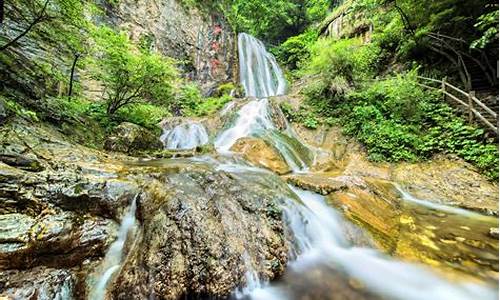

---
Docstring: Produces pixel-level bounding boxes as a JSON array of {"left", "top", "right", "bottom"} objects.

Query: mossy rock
[{"left": 104, "top": 122, "right": 163, "bottom": 155}]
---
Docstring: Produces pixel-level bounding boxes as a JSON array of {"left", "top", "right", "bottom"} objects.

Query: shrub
[
  {"left": 88, "top": 26, "right": 178, "bottom": 115},
  {"left": 272, "top": 29, "right": 318, "bottom": 70}
]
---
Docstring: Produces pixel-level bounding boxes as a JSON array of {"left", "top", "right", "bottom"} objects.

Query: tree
[{"left": 89, "top": 26, "right": 178, "bottom": 115}]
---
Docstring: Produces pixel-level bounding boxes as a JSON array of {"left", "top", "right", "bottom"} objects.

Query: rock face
[
  {"left": 230, "top": 137, "right": 292, "bottom": 175},
  {"left": 113, "top": 0, "right": 237, "bottom": 92},
  {"left": 104, "top": 122, "right": 163, "bottom": 154},
  {"left": 0, "top": 119, "right": 291, "bottom": 299},
  {"left": 111, "top": 165, "right": 290, "bottom": 299}
]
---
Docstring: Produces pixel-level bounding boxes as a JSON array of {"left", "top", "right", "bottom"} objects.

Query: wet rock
[
  {"left": 327, "top": 179, "right": 402, "bottom": 252},
  {"left": 0, "top": 267, "right": 76, "bottom": 299},
  {"left": 111, "top": 168, "right": 290, "bottom": 299},
  {"left": 392, "top": 157, "right": 499, "bottom": 215},
  {"left": 285, "top": 173, "right": 365, "bottom": 195},
  {"left": 489, "top": 228, "right": 499, "bottom": 239},
  {"left": 104, "top": 122, "right": 163, "bottom": 154},
  {"left": 230, "top": 137, "right": 292, "bottom": 175},
  {"left": 0, "top": 211, "right": 117, "bottom": 270},
  {"left": 0, "top": 153, "right": 45, "bottom": 172}
]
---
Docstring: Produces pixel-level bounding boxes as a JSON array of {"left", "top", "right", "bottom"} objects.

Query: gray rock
[{"left": 104, "top": 122, "right": 163, "bottom": 154}]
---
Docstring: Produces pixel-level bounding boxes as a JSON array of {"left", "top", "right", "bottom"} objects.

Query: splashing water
[
  {"left": 228, "top": 33, "right": 497, "bottom": 300},
  {"left": 89, "top": 197, "right": 138, "bottom": 300},
  {"left": 237, "top": 186, "right": 497, "bottom": 300},
  {"left": 215, "top": 33, "right": 310, "bottom": 172},
  {"left": 215, "top": 98, "right": 274, "bottom": 152},
  {"left": 161, "top": 122, "right": 209, "bottom": 150}
]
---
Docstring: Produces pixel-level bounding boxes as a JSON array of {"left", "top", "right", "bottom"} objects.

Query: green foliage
[
  {"left": 302, "top": 70, "right": 498, "bottom": 180},
  {"left": 1, "top": 97, "right": 39, "bottom": 122},
  {"left": 272, "top": 29, "right": 318, "bottom": 70},
  {"left": 115, "top": 104, "right": 170, "bottom": 131},
  {"left": 171, "top": 83, "right": 203, "bottom": 116},
  {"left": 184, "top": 0, "right": 333, "bottom": 44},
  {"left": 280, "top": 101, "right": 320, "bottom": 129},
  {"left": 471, "top": 7, "right": 499, "bottom": 49},
  {"left": 88, "top": 26, "right": 178, "bottom": 115},
  {"left": 193, "top": 95, "right": 233, "bottom": 116}
]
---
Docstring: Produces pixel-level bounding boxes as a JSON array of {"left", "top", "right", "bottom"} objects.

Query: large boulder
[
  {"left": 110, "top": 165, "right": 291, "bottom": 299},
  {"left": 104, "top": 122, "right": 163, "bottom": 154},
  {"left": 230, "top": 137, "right": 292, "bottom": 175}
]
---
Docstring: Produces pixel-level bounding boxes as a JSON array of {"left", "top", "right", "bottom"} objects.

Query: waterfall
[
  {"left": 215, "top": 33, "right": 310, "bottom": 172},
  {"left": 238, "top": 33, "right": 287, "bottom": 98},
  {"left": 161, "top": 122, "right": 209, "bottom": 150},
  {"left": 214, "top": 98, "right": 274, "bottom": 152},
  {"left": 89, "top": 197, "right": 138, "bottom": 300},
  {"left": 227, "top": 33, "right": 496, "bottom": 300}
]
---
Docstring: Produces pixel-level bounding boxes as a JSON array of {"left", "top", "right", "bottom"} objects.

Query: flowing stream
[
  {"left": 91, "top": 32, "right": 497, "bottom": 300},
  {"left": 221, "top": 33, "right": 497, "bottom": 300},
  {"left": 89, "top": 197, "right": 138, "bottom": 300}
]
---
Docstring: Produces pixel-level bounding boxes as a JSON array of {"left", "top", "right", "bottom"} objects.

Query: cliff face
[
  {"left": 0, "top": 0, "right": 237, "bottom": 103},
  {"left": 112, "top": 0, "right": 237, "bottom": 93}
]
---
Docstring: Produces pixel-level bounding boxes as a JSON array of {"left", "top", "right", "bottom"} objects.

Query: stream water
[{"left": 92, "top": 33, "right": 498, "bottom": 299}]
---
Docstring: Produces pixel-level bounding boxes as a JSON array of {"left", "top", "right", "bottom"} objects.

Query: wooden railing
[{"left": 417, "top": 76, "right": 498, "bottom": 134}]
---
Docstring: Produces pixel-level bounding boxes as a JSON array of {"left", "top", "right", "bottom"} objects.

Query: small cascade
[
  {"left": 395, "top": 185, "right": 491, "bottom": 219},
  {"left": 161, "top": 122, "right": 209, "bottom": 150},
  {"left": 215, "top": 99, "right": 274, "bottom": 152},
  {"left": 238, "top": 33, "right": 287, "bottom": 98},
  {"left": 238, "top": 186, "right": 497, "bottom": 300},
  {"left": 89, "top": 198, "right": 138, "bottom": 300},
  {"left": 234, "top": 252, "right": 265, "bottom": 299}
]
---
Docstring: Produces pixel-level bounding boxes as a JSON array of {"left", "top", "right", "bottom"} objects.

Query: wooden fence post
[{"left": 468, "top": 90, "right": 475, "bottom": 124}]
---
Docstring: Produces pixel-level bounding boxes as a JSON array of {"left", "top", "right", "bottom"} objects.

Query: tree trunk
[{"left": 68, "top": 53, "right": 80, "bottom": 98}]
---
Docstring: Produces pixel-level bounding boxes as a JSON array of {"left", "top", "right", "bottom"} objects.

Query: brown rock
[{"left": 230, "top": 137, "right": 292, "bottom": 175}]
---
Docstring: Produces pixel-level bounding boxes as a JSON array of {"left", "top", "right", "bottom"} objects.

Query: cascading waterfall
[
  {"left": 237, "top": 187, "right": 496, "bottom": 300},
  {"left": 89, "top": 197, "right": 138, "bottom": 300},
  {"left": 215, "top": 33, "right": 309, "bottom": 171},
  {"left": 161, "top": 122, "right": 209, "bottom": 150},
  {"left": 226, "top": 33, "right": 497, "bottom": 300},
  {"left": 238, "top": 33, "right": 287, "bottom": 98}
]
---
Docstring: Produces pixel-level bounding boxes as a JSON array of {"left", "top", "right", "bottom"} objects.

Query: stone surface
[
  {"left": 0, "top": 119, "right": 293, "bottom": 299},
  {"left": 111, "top": 167, "right": 290, "bottom": 299},
  {"left": 111, "top": 0, "right": 237, "bottom": 93},
  {"left": 392, "top": 157, "right": 499, "bottom": 215},
  {"left": 0, "top": 267, "right": 77, "bottom": 300},
  {"left": 104, "top": 122, "right": 163, "bottom": 154},
  {"left": 230, "top": 137, "right": 292, "bottom": 175}
]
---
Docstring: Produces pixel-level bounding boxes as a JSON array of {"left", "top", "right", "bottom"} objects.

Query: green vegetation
[
  {"left": 0, "top": 1, "right": 236, "bottom": 148},
  {"left": 181, "top": 0, "right": 333, "bottom": 44},
  {"left": 275, "top": 0, "right": 498, "bottom": 179}
]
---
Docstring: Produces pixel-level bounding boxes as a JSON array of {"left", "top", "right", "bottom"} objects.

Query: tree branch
[{"left": 0, "top": 0, "right": 50, "bottom": 51}]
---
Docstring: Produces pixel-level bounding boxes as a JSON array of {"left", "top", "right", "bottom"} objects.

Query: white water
[
  {"left": 238, "top": 187, "right": 496, "bottom": 300},
  {"left": 215, "top": 98, "right": 274, "bottom": 152},
  {"left": 215, "top": 33, "right": 310, "bottom": 172},
  {"left": 161, "top": 122, "right": 209, "bottom": 150},
  {"left": 89, "top": 198, "right": 138, "bottom": 300},
  {"left": 238, "top": 33, "right": 287, "bottom": 98},
  {"left": 395, "top": 185, "right": 491, "bottom": 218},
  {"left": 229, "top": 33, "right": 497, "bottom": 300}
]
